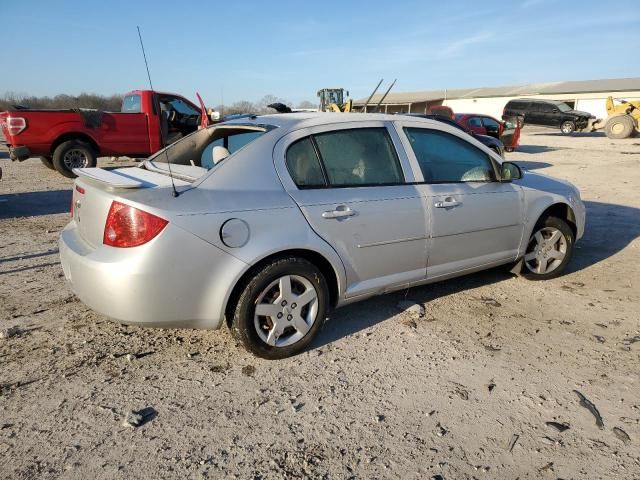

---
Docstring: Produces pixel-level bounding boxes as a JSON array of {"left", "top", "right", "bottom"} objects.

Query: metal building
[{"left": 353, "top": 77, "right": 640, "bottom": 120}]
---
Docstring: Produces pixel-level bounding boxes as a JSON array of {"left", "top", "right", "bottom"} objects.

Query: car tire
[
  {"left": 52, "top": 140, "right": 97, "bottom": 178},
  {"left": 560, "top": 121, "right": 575, "bottom": 134},
  {"left": 505, "top": 147, "right": 515, "bottom": 153},
  {"left": 230, "top": 256, "right": 329, "bottom": 359},
  {"left": 40, "top": 156, "right": 55, "bottom": 170},
  {"left": 604, "top": 114, "right": 635, "bottom": 139},
  {"left": 520, "top": 216, "right": 574, "bottom": 281}
]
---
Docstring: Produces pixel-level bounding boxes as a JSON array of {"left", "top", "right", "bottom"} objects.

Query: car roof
[{"left": 222, "top": 112, "right": 443, "bottom": 133}]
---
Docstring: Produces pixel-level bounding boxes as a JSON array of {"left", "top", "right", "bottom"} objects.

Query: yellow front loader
[
  {"left": 594, "top": 96, "right": 640, "bottom": 139},
  {"left": 317, "top": 88, "right": 353, "bottom": 112}
]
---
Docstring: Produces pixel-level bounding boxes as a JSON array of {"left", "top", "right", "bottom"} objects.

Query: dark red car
[{"left": 455, "top": 113, "right": 520, "bottom": 152}]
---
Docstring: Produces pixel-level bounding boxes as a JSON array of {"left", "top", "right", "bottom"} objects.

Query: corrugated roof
[{"left": 353, "top": 77, "right": 640, "bottom": 105}]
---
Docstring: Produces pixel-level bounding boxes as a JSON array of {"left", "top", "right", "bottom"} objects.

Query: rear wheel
[
  {"left": 520, "top": 216, "right": 574, "bottom": 280},
  {"left": 230, "top": 257, "right": 329, "bottom": 359},
  {"left": 40, "top": 156, "right": 55, "bottom": 170},
  {"left": 52, "top": 139, "right": 97, "bottom": 178},
  {"left": 560, "top": 121, "right": 575, "bottom": 134},
  {"left": 605, "top": 114, "right": 635, "bottom": 139}
]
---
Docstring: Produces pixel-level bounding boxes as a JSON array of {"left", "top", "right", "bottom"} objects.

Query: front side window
[
  {"left": 285, "top": 127, "right": 404, "bottom": 188},
  {"left": 404, "top": 128, "right": 496, "bottom": 183},
  {"left": 482, "top": 117, "right": 500, "bottom": 129}
]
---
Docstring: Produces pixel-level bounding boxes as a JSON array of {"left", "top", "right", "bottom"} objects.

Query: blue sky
[{"left": 2, "top": 0, "right": 639, "bottom": 105}]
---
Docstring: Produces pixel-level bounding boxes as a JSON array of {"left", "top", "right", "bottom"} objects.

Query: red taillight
[
  {"left": 7, "top": 117, "right": 27, "bottom": 136},
  {"left": 70, "top": 193, "right": 74, "bottom": 217},
  {"left": 103, "top": 201, "right": 168, "bottom": 248}
]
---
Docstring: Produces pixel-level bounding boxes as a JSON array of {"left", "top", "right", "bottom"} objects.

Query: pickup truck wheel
[
  {"left": 52, "top": 140, "right": 97, "bottom": 178},
  {"left": 560, "top": 121, "right": 575, "bottom": 134},
  {"left": 40, "top": 156, "right": 55, "bottom": 170},
  {"left": 604, "top": 114, "right": 635, "bottom": 139}
]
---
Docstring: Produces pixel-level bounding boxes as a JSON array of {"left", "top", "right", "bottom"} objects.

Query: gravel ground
[{"left": 1, "top": 128, "right": 639, "bottom": 479}]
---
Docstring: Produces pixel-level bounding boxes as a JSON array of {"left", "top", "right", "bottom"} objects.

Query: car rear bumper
[
  {"left": 59, "top": 221, "right": 248, "bottom": 329},
  {"left": 9, "top": 145, "right": 30, "bottom": 161}
]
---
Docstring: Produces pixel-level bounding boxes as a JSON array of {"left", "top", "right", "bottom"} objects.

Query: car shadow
[
  {"left": 312, "top": 200, "right": 640, "bottom": 350},
  {"left": 0, "top": 190, "right": 71, "bottom": 219},
  {"left": 531, "top": 131, "right": 606, "bottom": 138},
  {"left": 314, "top": 267, "right": 511, "bottom": 349},
  {"left": 512, "top": 160, "right": 553, "bottom": 170},
  {"left": 513, "top": 145, "right": 565, "bottom": 154},
  {"left": 567, "top": 201, "right": 640, "bottom": 273}
]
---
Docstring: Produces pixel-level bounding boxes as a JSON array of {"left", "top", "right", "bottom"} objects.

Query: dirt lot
[{"left": 1, "top": 128, "right": 639, "bottom": 479}]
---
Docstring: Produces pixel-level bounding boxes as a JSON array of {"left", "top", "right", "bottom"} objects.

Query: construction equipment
[
  {"left": 317, "top": 88, "right": 352, "bottom": 112},
  {"left": 317, "top": 79, "right": 396, "bottom": 113},
  {"left": 593, "top": 96, "right": 640, "bottom": 139}
]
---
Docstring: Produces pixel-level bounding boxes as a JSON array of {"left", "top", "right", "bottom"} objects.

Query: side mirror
[{"left": 501, "top": 161, "right": 522, "bottom": 181}]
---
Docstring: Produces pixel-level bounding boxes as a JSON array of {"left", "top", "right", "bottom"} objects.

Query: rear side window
[
  {"left": 507, "top": 101, "right": 528, "bottom": 111},
  {"left": 467, "top": 117, "right": 483, "bottom": 127},
  {"left": 314, "top": 128, "right": 403, "bottom": 186},
  {"left": 285, "top": 127, "right": 404, "bottom": 188},
  {"left": 121, "top": 94, "right": 141, "bottom": 113},
  {"left": 404, "top": 128, "right": 495, "bottom": 183},
  {"left": 286, "top": 138, "right": 326, "bottom": 188}
]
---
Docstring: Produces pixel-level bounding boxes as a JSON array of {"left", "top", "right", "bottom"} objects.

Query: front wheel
[
  {"left": 560, "top": 121, "right": 575, "bottom": 134},
  {"left": 604, "top": 114, "right": 635, "bottom": 139},
  {"left": 52, "top": 140, "right": 97, "bottom": 178},
  {"left": 231, "top": 257, "right": 329, "bottom": 359},
  {"left": 520, "top": 216, "right": 574, "bottom": 280}
]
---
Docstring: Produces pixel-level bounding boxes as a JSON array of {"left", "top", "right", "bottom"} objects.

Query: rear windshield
[
  {"left": 144, "top": 124, "right": 275, "bottom": 180},
  {"left": 121, "top": 94, "right": 141, "bottom": 113}
]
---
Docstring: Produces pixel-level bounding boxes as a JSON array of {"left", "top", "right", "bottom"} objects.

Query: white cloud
[{"left": 437, "top": 31, "right": 495, "bottom": 59}]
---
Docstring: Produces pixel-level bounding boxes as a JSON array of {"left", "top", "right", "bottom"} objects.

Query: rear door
[
  {"left": 274, "top": 121, "right": 428, "bottom": 298},
  {"left": 395, "top": 120, "right": 524, "bottom": 279}
]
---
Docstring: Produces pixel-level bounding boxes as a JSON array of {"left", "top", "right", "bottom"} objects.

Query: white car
[{"left": 59, "top": 113, "right": 585, "bottom": 358}]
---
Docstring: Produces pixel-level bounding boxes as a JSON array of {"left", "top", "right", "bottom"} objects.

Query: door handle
[
  {"left": 322, "top": 206, "right": 356, "bottom": 219},
  {"left": 434, "top": 198, "right": 460, "bottom": 208}
]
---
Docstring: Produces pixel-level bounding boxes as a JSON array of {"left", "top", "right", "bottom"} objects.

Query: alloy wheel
[
  {"left": 63, "top": 149, "right": 89, "bottom": 169},
  {"left": 253, "top": 274, "right": 319, "bottom": 347},
  {"left": 524, "top": 227, "right": 567, "bottom": 274}
]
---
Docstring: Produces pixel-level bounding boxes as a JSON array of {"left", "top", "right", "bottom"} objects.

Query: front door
[
  {"left": 274, "top": 122, "right": 428, "bottom": 298},
  {"left": 396, "top": 121, "right": 524, "bottom": 279}
]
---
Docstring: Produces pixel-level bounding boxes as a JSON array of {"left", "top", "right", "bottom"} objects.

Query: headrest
[{"left": 212, "top": 146, "right": 230, "bottom": 165}]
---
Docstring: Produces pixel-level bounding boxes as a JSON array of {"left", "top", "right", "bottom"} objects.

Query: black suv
[{"left": 502, "top": 98, "right": 594, "bottom": 134}]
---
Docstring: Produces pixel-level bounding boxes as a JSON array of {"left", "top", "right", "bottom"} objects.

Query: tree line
[{"left": 0, "top": 92, "right": 317, "bottom": 114}]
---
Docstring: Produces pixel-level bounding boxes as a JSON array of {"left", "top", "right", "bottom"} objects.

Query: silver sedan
[{"left": 59, "top": 113, "right": 585, "bottom": 359}]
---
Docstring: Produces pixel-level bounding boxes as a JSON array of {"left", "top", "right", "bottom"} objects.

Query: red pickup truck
[{"left": 0, "top": 90, "right": 207, "bottom": 177}]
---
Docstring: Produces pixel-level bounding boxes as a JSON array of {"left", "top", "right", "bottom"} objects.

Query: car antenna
[{"left": 137, "top": 26, "right": 179, "bottom": 198}]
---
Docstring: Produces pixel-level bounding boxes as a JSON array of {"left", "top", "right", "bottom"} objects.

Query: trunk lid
[{"left": 72, "top": 166, "right": 191, "bottom": 247}]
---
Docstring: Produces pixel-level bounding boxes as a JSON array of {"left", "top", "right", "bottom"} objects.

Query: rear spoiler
[{"left": 73, "top": 168, "right": 143, "bottom": 188}]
